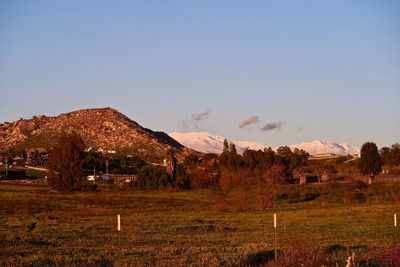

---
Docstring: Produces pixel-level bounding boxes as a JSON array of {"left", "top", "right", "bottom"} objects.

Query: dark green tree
[
  {"left": 358, "top": 142, "right": 382, "bottom": 175},
  {"left": 228, "top": 143, "right": 239, "bottom": 169},
  {"left": 291, "top": 148, "right": 309, "bottom": 171},
  {"left": 381, "top": 143, "right": 400, "bottom": 167},
  {"left": 276, "top": 146, "right": 292, "bottom": 158},
  {"left": 380, "top": 147, "right": 391, "bottom": 166},
  {"left": 138, "top": 165, "right": 170, "bottom": 189},
  {"left": 267, "top": 155, "right": 292, "bottom": 184},
  {"left": 229, "top": 142, "right": 237, "bottom": 155},
  {"left": 261, "top": 148, "right": 275, "bottom": 169},
  {"left": 82, "top": 151, "right": 106, "bottom": 173},
  {"left": 175, "top": 164, "right": 190, "bottom": 189},
  {"left": 219, "top": 140, "right": 240, "bottom": 169},
  {"left": 222, "top": 139, "right": 229, "bottom": 154},
  {"left": 184, "top": 154, "right": 200, "bottom": 166},
  {"left": 242, "top": 149, "right": 258, "bottom": 169},
  {"left": 390, "top": 143, "right": 400, "bottom": 166},
  {"left": 47, "top": 132, "right": 85, "bottom": 193}
]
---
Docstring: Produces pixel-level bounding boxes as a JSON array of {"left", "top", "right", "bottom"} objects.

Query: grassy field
[{"left": 0, "top": 181, "right": 399, "bottom": 266}]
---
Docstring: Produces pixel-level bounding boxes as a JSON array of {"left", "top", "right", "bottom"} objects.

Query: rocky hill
[{"left": 0, "top": 107, "right": 187, "bottom": 161}]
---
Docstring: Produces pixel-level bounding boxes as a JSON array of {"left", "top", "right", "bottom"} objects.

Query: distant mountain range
[
  {"left": 0, "top": 108, "right": 360, "bottom": 161},
  {"left": 169, "top": 132, "right": 265, "bottom": 154},
  {"left": 169, "top": 131, "right": 360, "bottom": 156},
  {"left": 289, "top": 139, "right": 360, "bottom": 156},
  {"left": 0, "top": 107, "right": 187, "bottom": 161}
]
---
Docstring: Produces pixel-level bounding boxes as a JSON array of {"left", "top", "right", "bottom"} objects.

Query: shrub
[
  {"left": 303, "top": 190, "right": 320, "bottom": 201},
  {"left": 235, "top": 186, "right": 251, "bottom": 211},
  {"left": 351, "top": 192, "right": 367, "bottom": 203},
  {"left": 286, "top": 189, "right": 320, "bottom": 203},
  {"left": 81, "top": 183, "right": 98, "bottom": 192},
  {"left": 264, "top": 240, "right": 341, "bottom": 267},
  {"left": 276, "top": 192, "right": 288, "bottom": 201},
  {"left": 189, "top": 168, "right": 219, "bottom": 189},
  {"left": 257, "top": 183, "right": 274, "bottom": 210},
  {"left": 0, "top": 170, "right": 26, "bottom": 179},
  {"left": 365, "top": 245, "right": 400, "bottom": 266},
  {"left": 175, "top": 164, "right": 190, "bottom": 189},
  {"left": 288, "top": 190, "right": 301, "bottom": 203},
  {"left": 214, "top": 189, "right": 231, "bottom": 212}
]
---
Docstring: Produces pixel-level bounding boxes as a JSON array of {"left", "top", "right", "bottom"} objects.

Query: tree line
[{"left": 45, "top": 132, "right": 398, "bottom": 193}]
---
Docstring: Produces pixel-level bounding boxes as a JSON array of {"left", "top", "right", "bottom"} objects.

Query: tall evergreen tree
[
  {"left": 358, "top": 142, "right": 382, "bottom": 175},
  {"left": 222, "top": 139, "right": 229, "bottom": 153},
  {"left": 47, "top": 132, "right": 85, "bottom": 193}
]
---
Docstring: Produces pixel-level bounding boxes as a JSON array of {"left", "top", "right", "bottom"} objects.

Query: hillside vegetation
[{"left": 0, "top": 107, "right": 186, "bottom": 162}]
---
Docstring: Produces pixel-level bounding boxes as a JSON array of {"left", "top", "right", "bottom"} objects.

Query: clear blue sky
[{"left": 1, "top": 1, "right": 399, "bottom": 148}]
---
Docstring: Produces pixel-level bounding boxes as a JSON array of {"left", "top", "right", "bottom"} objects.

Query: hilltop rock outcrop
[{"left": 0, "top": 107, "right": 187, "bottom": 161}]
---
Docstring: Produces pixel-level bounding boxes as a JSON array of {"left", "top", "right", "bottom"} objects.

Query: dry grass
[{"left": 0, "top": 182, "right": 399, "bottom": 266}]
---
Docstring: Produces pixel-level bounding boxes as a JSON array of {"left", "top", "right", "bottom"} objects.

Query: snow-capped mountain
[
  {"left": 234, "top": 141, "right": 267, "bottom": 152},
  {"left": 289, "top": 139, "right": 360, "bottom": 156},
  {"left": 169, "top": 132, "right": 267, "bottom": 154},
  {"left": 170, "top": 131, "right": 360, "bottom": 156}
]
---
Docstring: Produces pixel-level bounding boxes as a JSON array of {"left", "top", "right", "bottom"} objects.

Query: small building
[
  {"left": 299, "top": 173, "right": 320, "bottom": 185},
  {"left": 108, "top": 174, "right": 138, "bottom": 184},
  {"left": 100, "top": 174, "right": 110, "bottom": 181}
]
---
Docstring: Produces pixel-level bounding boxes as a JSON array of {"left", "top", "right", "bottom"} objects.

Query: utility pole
[
  {"left": 274, "top": 213, "right": 278, "bottom": 265},
  {"left": 117, "top": 214, "right": 121, "bottom": 266},
  {"left": 395, "top": 214, "right": 398, "bottom": 261},
  {"left": 395, "top": 214, "right": 397, "bottom": 245},
  {"left": 93, "top": 165, "right": 96, "bottom": 183},
  {"left": 5, "top": 156, "right": 8, "bottom": 178}
]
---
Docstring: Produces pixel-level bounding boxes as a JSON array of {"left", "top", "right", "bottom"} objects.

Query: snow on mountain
[
  {"left": 234, "top": 141, "right": 267, "bottom": 152},
  {"left": 170, "top": 132, "right": 360, "bottom": 156},
  {"left": 289, "top": 139, "right": 360, "bottom": 156},
  {"left": 169, "top": 132, "right": 267, "bottom": 154}
]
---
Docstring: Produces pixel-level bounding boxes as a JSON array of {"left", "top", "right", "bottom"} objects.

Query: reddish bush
[
  {"left": 366, "top": 244, "right": 400, "bottom": 266},
  {"left": 189, "top": 168, "right": 218, "bottom": 189}
]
